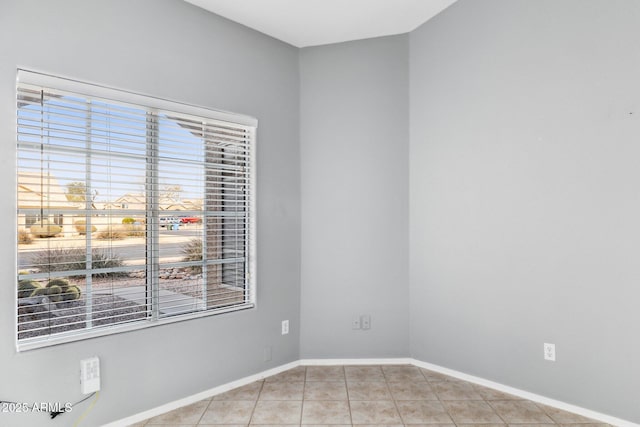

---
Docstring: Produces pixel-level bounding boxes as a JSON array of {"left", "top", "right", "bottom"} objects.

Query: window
[{"left": 16, "top": 70, "right": 256, "bottom": 350}]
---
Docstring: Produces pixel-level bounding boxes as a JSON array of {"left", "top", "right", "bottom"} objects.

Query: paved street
[{"left": 18, "top": 225, "right": 203, "bottom": 269}]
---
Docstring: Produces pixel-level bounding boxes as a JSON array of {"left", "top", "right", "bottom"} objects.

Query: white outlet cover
[
  {"left": 544, "top": 343, "right": 556, "bottom": 361},
  {"left": 80, "top": 357, "right": 101, "bottom": 394},
  {"left": 281, "top": 320, "right": 289, "bottom": 335}
]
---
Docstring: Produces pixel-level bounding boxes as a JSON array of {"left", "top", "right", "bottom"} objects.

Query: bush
[
  {"left": 18, "top": 279, "right": 41, "bottom": 298},
  {"left": 18, "top": 229, "right": 33, "bottom": 244},
  {"left": 181, "top": 238, "right": 203, "bottom": 273},
  {"left": 46, "top": 285, "right": 64, "bottom": 302},
  {"left": 74, "top": 220, "right": 97, "bottom": 235},
  {"left": 63, "top": 285, "right": 81, "bottom": 301},
  {"left": 123, "top": 224, "right": 145, "bottom": 237},
  {"left": 46, "top": 278, "right": 81, "bottom": 301},
  {"left": 18, "top": 276, "right": 80, "bottom": 301},
  {"left": 96, "top": 226, "right": 127, "bottom": 240},
  {"left": 30, "top": 220, "right": 62, "bottom": 238},
  {"left": 181, "top": 238, "right": 202, "bottom": 262},
  {"left": 46, "top": 278, "right": 70, "bottom": 289},
  {"left": 121, "top": 217, "right": 135, "bottom": 224},
  {"left": 29, "top": 247, "right": 125, "bottom": 277}
]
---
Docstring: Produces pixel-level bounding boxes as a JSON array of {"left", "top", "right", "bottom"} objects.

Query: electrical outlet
[
  {"left": 352, "top": 316, "right": 361, "bottom": 329},
  {"left": 361, "top": 315, "right": 371, "bottom": 330},
  {"left": 544, "top": 343, "right": 556, "bottom": 361},
  {"left": 281, "top": 320, "right": 289, "bottom": 335},
  {"left": 80, "top": 357, "right": 100, "bottom": 394}
]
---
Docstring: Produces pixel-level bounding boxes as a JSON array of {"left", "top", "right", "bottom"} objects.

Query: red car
[{"left": 180, "top": 216, "right": 201, "bottom": 224}]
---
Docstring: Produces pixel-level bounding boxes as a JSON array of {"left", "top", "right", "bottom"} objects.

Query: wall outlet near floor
[
  {"left": 360, "top": 315, "right": 371, "bottom": 330},
  {"left": 281, "top": 320, "right": 289, "bottom": 335},
  {"left": 544, "top": 343, "right": 556, "bottom": 361},
  {"left": 80, "top": 356, "right": 100, "bottom": 394},
  {"left": 352, "top": 316, "right": 361, "bottom": 330}
]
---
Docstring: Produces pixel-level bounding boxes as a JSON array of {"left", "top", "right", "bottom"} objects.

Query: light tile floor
[{"left": 129, "top": 364, "right": 610, "bottom": 426}]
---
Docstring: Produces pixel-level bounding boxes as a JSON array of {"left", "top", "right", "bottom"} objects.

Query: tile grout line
[
  {"left": 484, "top": 398, "right": 509, "bottom": 426},
  {"left": 342, "top": 365, "right": 353, "bottom": 426},
  {"left": 299, "top": 365, "right": 306, "bottom": 426},
  {"left": 246, "top": 378, "right": 265, "bottom": 426},
  {"left": 475, "top": 381, "right": 507, "bottom": 426},
  {"left": 435, "top": 379, "right": 459, "bottom": 425},
  {"left": 426, "top": 367, "right": 457, "bottom": 424},
  {"left": 194, "top": 394, "right": 213, "bottom": 426},
  {"left": 535, "top": 400, "right": 565, "bottom": 425},
  {"left": 425, "top": 369, "right": 507, "bottom": 426},
  {"left": 388, "top": 366, "right": 407, "bottom": 425}
]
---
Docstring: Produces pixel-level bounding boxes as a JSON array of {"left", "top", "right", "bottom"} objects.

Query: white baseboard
[
  {"left": 108, "top": 357, "right": 638, "bottom": 427},
  {"left": 104, "top": 360, "right": 299, "bottom": 427},
  {"left": 410, "top": 358, "right": 638, "bottom": 427},
  {"left": 300, "top": 357, "right": 413, "bottom": 366}
]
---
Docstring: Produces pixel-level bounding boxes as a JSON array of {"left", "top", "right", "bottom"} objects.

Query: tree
[
  {"left": 65, "top": 182, "right": 87, "bottom": 202},
  {"left": 65, "top": 182, "right": 98, "bottom": 209},
  {"left": 161, "top": 184, "right": 182, "bottom": 202}
]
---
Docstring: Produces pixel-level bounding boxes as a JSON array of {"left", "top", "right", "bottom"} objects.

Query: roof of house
[{"left": 18, "top": 172, "right": 80, "bottom": 210}]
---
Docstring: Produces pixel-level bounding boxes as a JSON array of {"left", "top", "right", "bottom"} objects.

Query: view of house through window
[{"left": 16, "top": 71, "right": 256, "bottom": 349}]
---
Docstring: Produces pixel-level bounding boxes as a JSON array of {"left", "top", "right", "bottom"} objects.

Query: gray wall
[
  {"left": 0, "top": 1, "right": 300, "bottom": 426},
  {"left": 299, "top": 36, "right": 410, "bottom": 358},
  {"left": 409, "top": 0, "right": 640, "bottom": 422},
  {"left": 4, "top": 0, "right": 639, "bottom": 424}
]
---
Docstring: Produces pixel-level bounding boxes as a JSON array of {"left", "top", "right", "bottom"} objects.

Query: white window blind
[{"left": 16, "top": 70, "right": 256, "bottom": 350}]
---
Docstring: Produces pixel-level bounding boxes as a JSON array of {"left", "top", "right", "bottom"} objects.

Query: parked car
[
  {"left": 180, "top": 216, "right": 201, "bottom": 224},
  {"left": 159, "top": 216, "right": 179, "bottom": 228}
]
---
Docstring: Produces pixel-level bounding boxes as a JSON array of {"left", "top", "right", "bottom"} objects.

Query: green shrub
[
  {"left": 47, "top": 285, "right": 64, "bottom": 302},
  {"left": 31, "top": 287, "right": 48, "bottom": 297},
  {"left": 62, "top": 285, "right": 81, "bottom": 301},
  {"left": 44, "top": 278, "right": 81, "bottom": 301},
  {"left": 121, "top": 217, "right": 135, "bottom": 224},
  {"left": 74, "top": 220, "right": 97, "bottom": 235},
  {"left": 22, "top": 277, "right": 82, "bottom": 301},
  {"left": 18, "top": 229, "right": 33, "bottom": 244},
  {"left": 18, "top": 279, "right": 41, "bottom": 298},
  {"left": 29, "top": 247, "right": 125, "bottom": 278},
  {"left": 31, "top": 285, "right": 57, "bottom": 301},
  {"left": 30, "top": 220, "right": 62, "bottom": 238},
  {"left": 46, "top": 278, "right": 70, "bottom": 289}
]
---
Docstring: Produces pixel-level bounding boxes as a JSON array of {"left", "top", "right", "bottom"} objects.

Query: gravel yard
[{"left": 17, "top": 272, "right": 245, "bottom": 340}]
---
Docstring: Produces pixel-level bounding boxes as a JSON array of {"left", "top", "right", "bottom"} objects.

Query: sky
[{"left": 17, "top": 94, "right": 206, "bottom": 205}]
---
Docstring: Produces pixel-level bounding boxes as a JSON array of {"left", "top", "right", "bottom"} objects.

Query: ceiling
[{"left": 184, "top": 0, "right": 458, "bottom": 48}]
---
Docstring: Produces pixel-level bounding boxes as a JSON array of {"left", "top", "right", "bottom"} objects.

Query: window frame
[{"left": 15, "top": 70, "right": 257, "bottom": 351}]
